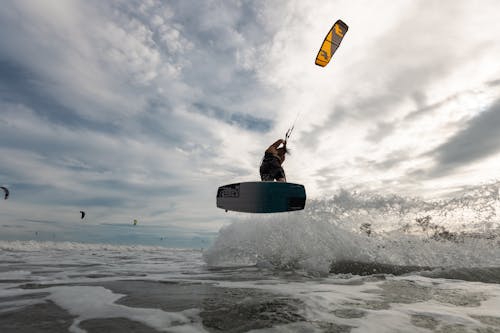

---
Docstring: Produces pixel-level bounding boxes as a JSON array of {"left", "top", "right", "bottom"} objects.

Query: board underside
[{"left": 216, "top": 181, "right": 306, "bottom": 213}]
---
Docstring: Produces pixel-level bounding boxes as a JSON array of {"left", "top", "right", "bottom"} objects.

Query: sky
[{"left": 1, "top": 0, "right": 500, "bottom": 245}]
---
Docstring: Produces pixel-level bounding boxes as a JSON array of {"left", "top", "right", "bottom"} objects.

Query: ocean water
[{"left": 1, "top": 183, "right": 500, "bottom": 332}]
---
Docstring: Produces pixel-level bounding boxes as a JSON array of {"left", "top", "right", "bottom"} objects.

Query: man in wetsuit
[{"left": 259, "top": 139, "right": 287, "bottom": 182}]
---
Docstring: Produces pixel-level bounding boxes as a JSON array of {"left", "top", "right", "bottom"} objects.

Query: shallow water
[
  {"left": 0, "top": 240, "right": 499, "bottom": 333},
  {"left": 1, "top": 184, "right": 500, "bottom": 332}
]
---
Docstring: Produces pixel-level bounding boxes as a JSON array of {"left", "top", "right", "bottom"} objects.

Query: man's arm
[
  {"left": 270, "top": 139, "right": 284, "bottom": 149},
  {"left": 266, "top": 139, "right": 284, "bottom": 154}
]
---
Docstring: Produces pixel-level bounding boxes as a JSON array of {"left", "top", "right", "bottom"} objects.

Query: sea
[{"left": 1, "top": 183, "right": 500, "bottom": 332}]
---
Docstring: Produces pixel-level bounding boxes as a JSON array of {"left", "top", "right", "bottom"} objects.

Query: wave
[
  {"left": 204, "top": 182, "right": 500, "bottom": 276},
  {"left": 0, "top": 240, "right": 192, "bottom": 253}
]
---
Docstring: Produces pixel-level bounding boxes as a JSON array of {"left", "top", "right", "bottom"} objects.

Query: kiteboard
[{"left": 216, "top": 181, "right": 306, "bottom": 213}]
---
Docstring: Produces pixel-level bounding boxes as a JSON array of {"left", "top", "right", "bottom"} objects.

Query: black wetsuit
[{"left": 259, "top": 152, "right": 285, "bottom": 181}]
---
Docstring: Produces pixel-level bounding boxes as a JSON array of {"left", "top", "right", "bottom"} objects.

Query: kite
[
  {"left": 0, "top": 186, "right": 9, "bottom": 200},
  {"left": 315, "top": 19, "right": 348, "bottom": 67}
]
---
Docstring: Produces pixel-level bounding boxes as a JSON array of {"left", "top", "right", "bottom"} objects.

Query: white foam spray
[{"left": 204, "top": 182, "right": 500, "bottom": 274}]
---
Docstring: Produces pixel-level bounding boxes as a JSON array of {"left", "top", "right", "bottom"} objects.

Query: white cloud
[{"left": 1, "top": 0, "right": 500, "bottom": 239}]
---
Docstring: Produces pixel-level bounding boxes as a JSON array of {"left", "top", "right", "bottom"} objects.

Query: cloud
[
  {"left": 192, "top": 102, "right": 272, "bottom": 132},
  {"left": 427, "top": 99, "right": 500, "bottom": 176},
  {"left": 297, "top": 1, "right": 500, "bottom": 149},
  {"left": 362, "top": 85, "right": 495, "bottom": 145},
  {"left": 0, "top": 60, "right": 119, "bottom": 133},
  {"left": 365, "top": 122, "right": 396, "bottom": 143},
  {"left": 0, "top": 0, "right": 282, "bottom": 232},
  {"left": 369, "top": 150, "right": 412, "bottom": 171},
  {"left": 1, "top": 0, "right": 500, "bottom": 243},
  {"left": 487, "top": 79, "right": 500, "bottom": 87}
]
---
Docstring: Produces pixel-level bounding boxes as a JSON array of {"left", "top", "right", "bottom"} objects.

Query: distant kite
[
  {"left": 80, "top": 211, "right": 85, "bottom": 219},
  {"left": 1, "top": 186, "right": 9, "bottom": 200},
  {"left": 315, "top": 19, "right": 348, "bottom": 67}
]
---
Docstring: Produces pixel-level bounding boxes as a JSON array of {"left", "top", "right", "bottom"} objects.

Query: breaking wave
[{"left": 204, "top": 182, "right": 500, "bottom": 276}]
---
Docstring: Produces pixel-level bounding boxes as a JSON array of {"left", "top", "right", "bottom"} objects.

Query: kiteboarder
[{"left": 260, "top": 139, "right": 287, "bottom": 182}]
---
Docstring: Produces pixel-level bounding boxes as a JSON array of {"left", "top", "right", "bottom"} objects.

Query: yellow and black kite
[{"left": 315, "top": 19, "right": 348, "bottom": 67}]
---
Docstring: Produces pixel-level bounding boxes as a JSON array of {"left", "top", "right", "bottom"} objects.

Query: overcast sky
[{"left": 1, "top": 0, "right": 500, "bottom": 241}]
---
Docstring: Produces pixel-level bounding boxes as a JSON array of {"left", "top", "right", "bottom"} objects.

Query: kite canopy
[
  {"left": 0, "top": 186, "right": 9, "bottom": 200},
  {"left": 315, "top": 19, "right": 348, "bottom": 67},
  {"left": 80, "top": 211, "right": 85, "bottom": 219}
]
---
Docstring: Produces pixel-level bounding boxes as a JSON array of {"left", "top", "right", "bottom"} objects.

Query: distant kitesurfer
[{"left": 260, "top": 139, "right": 287, "bottom": 182}]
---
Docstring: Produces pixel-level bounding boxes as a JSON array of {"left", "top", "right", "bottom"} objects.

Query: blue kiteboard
[{"left": 216, "top": 181, "right": 306, "bottom": 213}]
